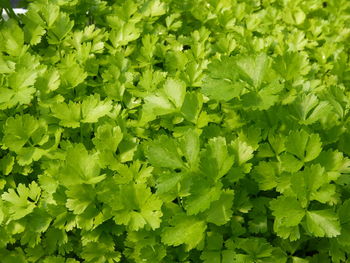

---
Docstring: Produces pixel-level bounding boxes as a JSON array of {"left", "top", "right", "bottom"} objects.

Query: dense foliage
[{"left": 1, "top": 0, "right": 350, "bottom": 262}]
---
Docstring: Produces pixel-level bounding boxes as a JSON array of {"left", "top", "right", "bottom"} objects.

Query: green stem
[
  {"left": 80, "top": 123, "right": 84, "bottom": 142},
  {"left": 1, "top": 0, "right": 19, "bottom": 22}
]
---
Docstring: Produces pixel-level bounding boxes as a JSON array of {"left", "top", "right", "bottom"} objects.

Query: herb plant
[{"left": 0, "top": 0, "right": 350, "bottom": 262}]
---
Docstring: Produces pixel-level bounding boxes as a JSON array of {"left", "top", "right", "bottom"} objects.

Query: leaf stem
[
  {"left": 1, "top": 0, "right": 19, "bottom": 22},
  {"left": 80, "top": 123, "right": 83, "bottom": 142}
]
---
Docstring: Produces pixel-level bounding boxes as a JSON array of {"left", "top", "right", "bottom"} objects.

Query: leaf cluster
[{"left": 0, "top": 0, "right": 350, "bottom": 262}]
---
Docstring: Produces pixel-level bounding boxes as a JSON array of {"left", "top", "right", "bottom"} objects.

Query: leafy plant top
[{"left": 0, "top": 0, "right": 350, "bottom": 262}]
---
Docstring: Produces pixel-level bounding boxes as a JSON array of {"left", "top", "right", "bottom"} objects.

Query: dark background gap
[{"left": 10, "top": 0, "right": 21, "bottom": 8}]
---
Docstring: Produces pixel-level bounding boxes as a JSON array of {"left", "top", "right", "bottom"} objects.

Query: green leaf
[
  {"left": 202, "top": 57, "right": 242, "bottom": 101},
  {"left": 230, "top": 138, "right": 254, "bottom": 166},
  {"left": 2, "top": 114, "right": 48, "bottom": 165},
  {"left": 280, "top": 153, "right": 304, "bottom": 173},
  {"left": 47, "top": 13, "right": 74, "bottom": 44},
  {"left": 180, "top": 92, "right": 203, "bottom": 122},
  {"left": 0, "top": 64, "right": 39, "bottom": 109},
  {"left": 338, "top": 200, "right": 350, "bottom": 246},
  {"left": 205, "top": 190, "right": 234, "bottom": 225},
  {"left": 305, "top": 210, "right": 341, "bottom": 237},
  {"left": 270, "top": 197, "right": 305, "bottom": 227},
  {"left": 99, "top": 182, "right": 163, "bottom": 231},
  {"left": 290, "top": 164, "right": 337, "bottom": 206},
  {"left": 0, "top": 55, "right": 15, "bottom": 74},
  {"left": 51, "top": 95, "right": 112, "bottom": 127},
  {"left": 201, "top": 251, "right": 221, "bottom": 263},
  {"left": 200, "top": 137, "right": 234, "bottom": 181},
  {"left": 163, "top": 78, "right": 186, "bottom": 108},
  {"left": 285, "top": 129, "right": 322, "bottom": 162},
  {"left": 141, "top": 0, "right": 167, "bottom": 17},
  {"left": 0, "top": 0, "right": 348, "bottom": 260},
  {"left": 141, "top": 93, "right": 175, "bottom": 123},
  {"left": 161, "top": 214, "right": 207, "bottom": 250},
  {"left": 241, "top": 79, "right": 284, "bottom": 110},
  {"left": 38, "top": 3, "right": 60, "bottom": 27},
  {"left": 93, "top": 123, "right": 123, "bottom": 152},
  {"left": 178, "top": 128, "right": 200, "bottom": 168},
  {"left": 1, "top": 182, "right": 41, "bottom": 220},
  {"left": 59, "top": 60, "right": 87, "bottom": 88},
  {"left": 81, "top": 95, "right": 113, "bottom": 123},
  {"left": 3, "top": 115, "right": 47, "bottom": 152},
  {"left": 35, "top": 68, "right": 61, "bottom": 93},
  {"left": 81, "top": 239, "right": 121, "bottom": 263},
  {"left": 51, "top": 101, "right": 81, "bottom": 128},
  {"left": 184, "top": 183, "right": 222, "bottom": 215},
  {"left": 66, "top": 185, "right": 95, "bottom": 214},
  {"left": 292, "top": 94, "right": 332, "bottom": 125},
  {"left": 235, "top": 53, "right": 269, "bottom": 88},
  {"left": 273, "top": 52, "right": 310, "bottom": 81},
  {"left": 0, "top": 154, "right": 15, "bottom": 175},
  {"left": 236, "top": 238, "right": 275, "bottom": 260},
  {"left": 23, "top": 17, "right": 46, "bottom": 45},
  {"left": 109, "top": 20, "right": 141, "bottom": 48},
  {"left": 156, "top": 172, "right": 191, "bottom": 202},
  {"left": 253, "top": 161, "right": 280, "bottom": 190},
  {"left": 144, "top": 135, "right": 184, "bottom": 169},
  {"left": 60, "top": 144, "right": 104, "bottom": 186},
  {"left": 0, "top": 20, "right": 24, "bottom": 56}
]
